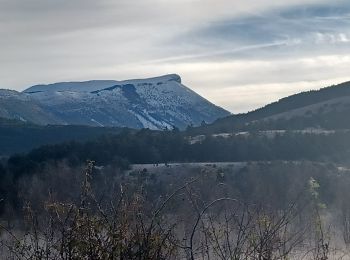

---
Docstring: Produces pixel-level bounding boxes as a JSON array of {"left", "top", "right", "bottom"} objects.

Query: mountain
[
  {"left": 13, "top": 74, "right": 229, "bottom": 129},
  {"left": 0, "top": 89, "right": 62, "bottom": 125},
  {"left": 190, "top": 81, "right": 350, "bottom": 134}
]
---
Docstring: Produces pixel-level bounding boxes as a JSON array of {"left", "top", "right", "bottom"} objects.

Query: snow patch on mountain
[{"left": 0, "top": 74, "right": 229, "bottom": 129}]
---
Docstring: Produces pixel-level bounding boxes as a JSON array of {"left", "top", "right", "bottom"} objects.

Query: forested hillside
[
  {"left": 0, "top": 118, "right": 125, "bottom": 155},
  {"left": 2, "top": 128, "right": 350, "bottom": 192},
  {"left": 191, "top": 81, "right": 350, "bottom": 134}
]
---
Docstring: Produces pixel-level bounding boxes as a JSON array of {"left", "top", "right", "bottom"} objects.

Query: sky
[{"left": 1, "top": 0, "right": 350, "bottom": 113}]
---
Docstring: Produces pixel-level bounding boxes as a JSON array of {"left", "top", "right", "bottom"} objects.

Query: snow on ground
[
  {"left": 188, "top": 129, "right": 349, "bottom": 144},
  {"left": 129, "top": 162, "right": 248, "bottom": 173}
]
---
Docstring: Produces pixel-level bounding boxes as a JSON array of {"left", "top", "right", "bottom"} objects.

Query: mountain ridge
[
  {"left": 24, "top": 74, "right": 182, "bottom": 93},
  {"left": 0, "top": 74, "right": 230, "bottom": 129}
]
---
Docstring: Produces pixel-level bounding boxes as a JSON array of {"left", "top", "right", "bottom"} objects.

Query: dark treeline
[
  {"left": 1, "top": 129, "right": 350, "bottom": 215},
  {"left": 0, "top": 118, "right": 126, "bottom": 156},
  {"left": 4, "top": 129, "right": 350, "bottom": 169}
]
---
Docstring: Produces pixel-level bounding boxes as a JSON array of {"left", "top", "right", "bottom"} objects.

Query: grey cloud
[
  {"left": 180, "top": 1, "right": 350, "bottom": 50},
  {"left": 0, "top": 0, "right": 349, "bottom": 112}
]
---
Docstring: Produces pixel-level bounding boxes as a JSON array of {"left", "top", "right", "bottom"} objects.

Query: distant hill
[
  {"left": 190, "top": 81, "right": 350, "bottom": 134},
  {"left": 0, "top": 74, "right": 229, "bottom": 130}
]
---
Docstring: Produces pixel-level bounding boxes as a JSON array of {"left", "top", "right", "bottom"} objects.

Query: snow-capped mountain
[{"left": 0, "top": 74, "right": 229, "bottom": 129}]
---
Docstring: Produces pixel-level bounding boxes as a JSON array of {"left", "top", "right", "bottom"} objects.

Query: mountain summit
[{"left": 1, "top": 74, "right": 229, "bottom": 129}]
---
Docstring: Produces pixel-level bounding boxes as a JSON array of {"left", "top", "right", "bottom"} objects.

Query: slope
[
  {"left": 191, "top": 81, "right": 350, "bottom": 134},
  {"left": 22, "top": 74, "right": 230, "bottom": 129}
]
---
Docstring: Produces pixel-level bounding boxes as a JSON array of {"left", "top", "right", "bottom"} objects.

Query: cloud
[
  {"left": 0, "top": 0, "right": 350, "bottom": 113},
  {"left": 182, "top": 1, "right": 350, "bottom": 49}
]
